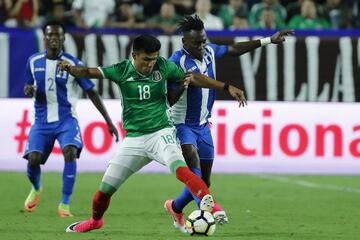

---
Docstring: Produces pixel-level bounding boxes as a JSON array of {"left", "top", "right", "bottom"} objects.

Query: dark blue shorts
[
  {"left": 23, "top": 117, "right": 83, "bottom": 164},
  {"left": 175, "top": 123, "right": 214, "bottom": 161}
]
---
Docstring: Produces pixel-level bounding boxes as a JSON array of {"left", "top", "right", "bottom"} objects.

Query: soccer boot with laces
[
  {"left": 213, "top": 210, "right": 229, "bottom": 225},
  {"left": 66, "top": 218, "right": 103, "bottom": 233},
  {"left": 164, "top": 199, "right": 187, "bottom": 233},
  {"left": 212, "top": 202, "right": 229, "bottom": 225},
  {"left": 24, "top": 187, "right": 43, "bottom": 212}
]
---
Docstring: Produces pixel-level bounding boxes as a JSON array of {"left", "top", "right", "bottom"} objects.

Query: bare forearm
[
  {"left": 87, "top": 89, "right": 112, "bottom": 124},
  {"left": 191, "top": 73, "right": 225, "bottom": 90},
  {"left": 228, "top": 40, "right": 261, "bottom": 56},
  {"left": 68, "top": 66, "right": 102, "bottom": 79},
  {"left": 190, "top": 73, "right": 247, "bottom": 106}
]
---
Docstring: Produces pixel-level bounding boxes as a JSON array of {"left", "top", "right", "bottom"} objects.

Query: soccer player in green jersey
[{"left": 58, "top": 34, "right": 246, "bottom": 233}]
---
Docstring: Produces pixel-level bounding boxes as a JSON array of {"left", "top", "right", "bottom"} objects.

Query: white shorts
[{"left": 102, "top": 127, "right": 185, "bottom": 189}]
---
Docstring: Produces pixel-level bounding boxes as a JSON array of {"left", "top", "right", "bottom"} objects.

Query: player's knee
[
  {"left": 28, "top": 152, "right": 42, "bottom": 167},
  {"left": 182, "top": 145, "right": 200, "bottom": 168},
  {"left": 184, "top": 154, "right": 200, "bottom": 169},
  {"left": 63, "top": 146, "right": 78, "bottom": 162}
]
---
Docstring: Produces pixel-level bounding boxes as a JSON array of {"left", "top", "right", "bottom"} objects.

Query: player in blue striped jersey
[
  {"left": 165, "top": 15, "right": 294, "bottom": 230},
  {"left": 22, "top": 21, "right": 118, "bottom": 217}
]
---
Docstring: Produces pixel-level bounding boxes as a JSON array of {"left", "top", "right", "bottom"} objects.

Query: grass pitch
[{"left": 0, "top": 172, "right": 359, "bottom": 240}]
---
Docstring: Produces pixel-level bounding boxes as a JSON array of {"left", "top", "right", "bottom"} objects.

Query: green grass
[{"left": 0, "top": 173, "right": 359, "bottom": 240}]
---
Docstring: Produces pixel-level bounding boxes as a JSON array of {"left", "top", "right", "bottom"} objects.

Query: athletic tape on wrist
[{"left": 260, "top": 37, "right": 271, "bottom": 46}]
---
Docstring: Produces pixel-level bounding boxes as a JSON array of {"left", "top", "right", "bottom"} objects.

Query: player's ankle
[
  {"left": 91, "top": 217, "right": 102, "bottom": 223},
  {"left": 212, "top": 202, "right": 223, "bottom": 213}
]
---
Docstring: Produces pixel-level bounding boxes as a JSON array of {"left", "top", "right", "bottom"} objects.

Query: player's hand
[
  {"left": 183, "top": 71, "right": 195, "bottom": 88},
  {"left": 270, "top": 29, "right": 295, "bottom": 44},
  {"left": 107, "top": 122, "right": 119, "bottom": 142},
  {"left": 57, "top": 60, "right": 72, "bottom": 72},
  {"left": 228, "top": 86, "right": 247, "bottom": 107},
  {"left": 24, "top": 84, "right": 36, "bottom": 97}
]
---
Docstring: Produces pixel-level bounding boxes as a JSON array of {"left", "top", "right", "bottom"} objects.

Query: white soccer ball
[{"left": 185, "top": 210, "right": 216, "bottom": 236}]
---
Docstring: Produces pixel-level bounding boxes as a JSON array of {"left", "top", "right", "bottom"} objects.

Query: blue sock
[
  {"left": 62, "top": 161, "right": 77, "bottom": 205},
  {"left": 173, "top": 167, "right": 202, "bottom": 213},
  {"left": 26, "top": 164, "right": 41, "bottom": 190}
]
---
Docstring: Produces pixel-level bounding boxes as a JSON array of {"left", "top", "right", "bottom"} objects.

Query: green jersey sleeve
[
  {"left": 99, "top": 60, "right": 129, "bottom": 83},
  {"left": 163, "top": 59, "right": 185, "bottom": 83}
]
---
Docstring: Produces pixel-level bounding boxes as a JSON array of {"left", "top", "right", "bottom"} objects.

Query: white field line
[{"left": 255, "top": 175, "right": 360, "bottom": 194}]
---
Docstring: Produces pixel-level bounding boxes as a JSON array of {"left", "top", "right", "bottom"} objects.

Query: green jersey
[{"left": 99, "top": 57, "right": 184, "bottom": 137}]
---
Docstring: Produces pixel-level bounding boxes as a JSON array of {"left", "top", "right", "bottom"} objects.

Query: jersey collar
[{"left": 131, "top": 59, "right": 146, "bottom": 77}]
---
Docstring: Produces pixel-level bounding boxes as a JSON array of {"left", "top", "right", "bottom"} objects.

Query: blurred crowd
[{"left": 0, "top": 0, "right": 359, "bottom": 32}]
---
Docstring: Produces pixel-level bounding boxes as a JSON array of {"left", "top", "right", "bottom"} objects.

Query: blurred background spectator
[
  {"left": 351, "top": 0, "right": 360, "bottom": 28},
  {"left": 138, "top": 0, "right": 163, "bottom": 19},
  {"left": 110, "top": 0, "right": 145, "bottom": 29},
  {"left": 229, "top": 12, "right": 249, "bottom": 29},
  {"left": 0, "top": 0, "right": 12, "bottom": 25},
  {"left": 195, "top": 0, "right": 224, "bottom": 30},
  {"left": 248, "top": 0, "right": 286, "bottom": 29},
  {"left": 72, "top": 0, "right": 115, "bottom": 28},
  {"left": 43, "top": 0, "right": 74, "bottom": 26},
  {"left": 4, "top": 0, "right": 40, "bottom": 27},
  {"left": 288, "top": 0, "right": 330, "bottom": 29},
  {"left": 218, "top": 0, "right": 248, "bottom": 29},
  {"left": 285, "top": 0, "right": 330, "bottom": 23},
  {"left": 255, "top": 6, "right": 284, "bottom": 29},
  {"left": 0, "top": 0, "right": 359, "bottom": 29},
  {"left": 323, "top": 0, "right": 352, "bottom": 29},
  {"left": 169, "top": 0, "right": 194, "bottom": 15},
  {"left": 147, "top": 1, "right": 180, "bottom": 34}
]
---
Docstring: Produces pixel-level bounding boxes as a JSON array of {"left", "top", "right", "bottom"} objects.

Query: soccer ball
[{"left": 185, "top": 210, "right": 216, "bottom": 236}]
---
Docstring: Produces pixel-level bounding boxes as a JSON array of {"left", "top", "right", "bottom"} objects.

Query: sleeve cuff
[{"left": 97, "top": 67, "right": 106, "bottom": 78}]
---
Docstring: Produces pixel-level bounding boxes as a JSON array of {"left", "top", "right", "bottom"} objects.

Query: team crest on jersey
[
  {"left": 152, "top": 71, "right": 162, "bottom": 82},
  {"left": 56, "top": 70, "right": 68, "bottom": 79}
]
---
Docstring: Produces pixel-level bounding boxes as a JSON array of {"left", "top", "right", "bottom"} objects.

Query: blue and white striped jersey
[
  {"left": 25, "top": 51, "right": 94, "bottom": 123},
  {"left": 169, "top": 43, "right": 228, "bottom": 126}
]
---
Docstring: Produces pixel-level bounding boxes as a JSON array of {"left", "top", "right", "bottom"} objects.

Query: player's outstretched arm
[
  {"left": 227, "top": 29, "right": 294, "bottom": 56},
  {"left": 86, "top": 89, "right": 119, "bottom": 142},
  {"left": 188, "top": 73, "right": 247, "bottom": 107},
  {"left": 57, "top": 60, "right": 103, "bottom": 79}
]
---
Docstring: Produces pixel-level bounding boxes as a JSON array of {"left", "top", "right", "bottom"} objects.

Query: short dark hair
[
  {"left": 42, "top": 21, "right": 66, "bottom": 34},
  {"left": 133, "top": 35, "right": 161, "bottom": 53},
  {"left": 178, "top": 15, "right": 204, "bottom": 33}
]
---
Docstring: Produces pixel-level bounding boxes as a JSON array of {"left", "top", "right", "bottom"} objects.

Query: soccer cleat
[
  {"left": 24, "top": 187, "right": 43, "bottom": 212},
  {"left": 164, "top": 200, "right": 187, "bottom": 233},
  {"left": 213, "top": 210, "right": 229, "bottom": 225},
  {"left": 199, "top": 194, "right": 214, "bottom": 212},
  {"left": 212, "top": 202, "right": 229, "bottom": 225},
  {"left": 66, "top": 218, "right": 103, "bottom": 233},
  {"left": 58, "top": 203, "right": 74, "bottom": 217}
]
